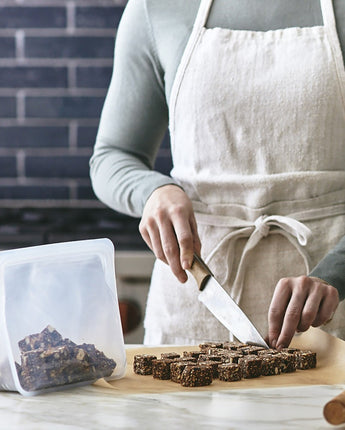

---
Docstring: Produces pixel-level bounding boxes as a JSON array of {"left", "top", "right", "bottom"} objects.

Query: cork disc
[{"left": 323, "top": 400, "right": 345, "bottom": 425}]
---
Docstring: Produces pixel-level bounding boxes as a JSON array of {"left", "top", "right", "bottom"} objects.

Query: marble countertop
[
  {"left": 0, "top": 383, "right": 343, "bottom": 429},
  {"left": 1, "top": 342, "right": 343, "bottom": 430}
]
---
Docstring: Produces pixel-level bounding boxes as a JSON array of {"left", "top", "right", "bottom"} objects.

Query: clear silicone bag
[{"left": 0, "top": 238, "right": 126, "bottom": 396}]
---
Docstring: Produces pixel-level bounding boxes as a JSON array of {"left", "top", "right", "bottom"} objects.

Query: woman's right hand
[{"left": 139, "top": 184, "right": 201, "bottom": 283}]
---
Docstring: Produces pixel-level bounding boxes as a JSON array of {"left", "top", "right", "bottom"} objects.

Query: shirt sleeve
[
  {"left": 309, "top": 235, "right": 345, "bottom": 301},
  {"left": 89, "top": 0, "right": 177, "bottom": 218}
]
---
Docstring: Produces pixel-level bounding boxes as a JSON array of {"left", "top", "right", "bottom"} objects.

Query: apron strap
[
  {"left": 320, "top": 0, "right": 337, "bottom": 30},
  {"left": 194, "top": 0, "right": 214, "bottom": 30},
  {"left": 169, "top": 0, "right": 213, "bottom": 134}
]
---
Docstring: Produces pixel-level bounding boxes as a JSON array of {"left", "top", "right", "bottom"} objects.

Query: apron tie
[
  {"left": 253, "top": 214, "right": 311, "bottom": 245},
  {"left": 203, "top": 214, "right": 312, "bottom": 304},
  {"left": 254, "top": 215, "right": 270, "bottom": 237}
]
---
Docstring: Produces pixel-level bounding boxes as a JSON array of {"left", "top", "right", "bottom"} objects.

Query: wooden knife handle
[
  {"left": 324, "top": 390, "right": 345, "bottom": 425},
  {"left": 188, "top": 254, "right": 211, "bottom": 291}
]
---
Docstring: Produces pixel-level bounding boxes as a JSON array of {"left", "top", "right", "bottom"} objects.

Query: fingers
[
  {"left": 310, "top": 280, "right": 339, "bottom": 327},
  {"left": 268, "top": 278, "right": 293, "bottom": 348},
  {"left": 190, "top": 214, "right": 202, "bottom": 256},
  {"left": 172, "top": 212, "right": 195, "bottom": 272},
  {"left": 268, "top": 276, "right": 339, "bottom": 349},
  {"left": 139, "top": 185, "right": 200, "bottom": 283},
  {"left": 160, "top": 216, "right": 189, "bottom": 283}
]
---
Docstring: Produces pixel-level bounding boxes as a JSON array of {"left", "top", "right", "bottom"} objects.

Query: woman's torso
[{"left": 143, "top": 0, "right": 345, "bottom": 344}]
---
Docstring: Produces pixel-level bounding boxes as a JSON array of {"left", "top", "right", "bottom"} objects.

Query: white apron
[{"left": 144, "top": 0, "right": 345, "bottom": 345}]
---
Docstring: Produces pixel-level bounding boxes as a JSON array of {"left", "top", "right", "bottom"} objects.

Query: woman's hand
[
  {"left": 139, "top": 184, "right": 201, "bottom": 283},
  {"left": 267, "top": 276, "right": 339, "bottom": 349}
]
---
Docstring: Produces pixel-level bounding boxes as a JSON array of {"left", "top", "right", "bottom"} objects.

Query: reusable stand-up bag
[{"left": 0, "top": 238, "right": 126, "bottom": 396}]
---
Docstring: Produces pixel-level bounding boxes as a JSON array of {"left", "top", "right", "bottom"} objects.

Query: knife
[{"left": 188, "top": 253, "right": 269, "bottom": 348}]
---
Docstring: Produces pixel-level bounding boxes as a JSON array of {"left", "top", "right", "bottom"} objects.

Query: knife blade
[{"left": 189, "top": 254, "right": 268, "bottom": 348}]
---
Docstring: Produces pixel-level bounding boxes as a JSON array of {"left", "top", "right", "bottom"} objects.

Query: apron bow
[
  {"left": 253, "top": 214, "right": 312, "bottom": 245},
  {"left": 204, "top": 214, "right": 312, "bottom": 305}
]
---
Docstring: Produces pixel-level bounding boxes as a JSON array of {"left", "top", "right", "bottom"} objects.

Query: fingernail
[
  {"left": 182, "top": 259, "right": 192, "bottom": 270},
  {"left": 271, "top": 339, "right": 277, "bottom": 349}
]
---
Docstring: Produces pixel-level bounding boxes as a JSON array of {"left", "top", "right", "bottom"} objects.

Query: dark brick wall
[{"left": 0, "top": 0, "right": 172, "bottom": 208}]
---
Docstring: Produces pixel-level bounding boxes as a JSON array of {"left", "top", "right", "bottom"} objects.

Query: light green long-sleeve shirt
[{"left": 90, "top": 0, "right": 345, "bottom": 297}]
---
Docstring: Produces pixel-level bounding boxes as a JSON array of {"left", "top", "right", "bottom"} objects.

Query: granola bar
[
  {"left": 198, "top": 360, "right": 220, "bottom": 379},
  {"left": 19, "top": 344, "right": 93, "bottom": 391},
  {"left": 296, "top": 350, "right": 317, "bottom": 370},
  {"left": 198, "top": 342, "right": 223, "bottom": 351},
  {"left": 198, "top": 354, "right": 223, "bottom": 363},
  {"left": 180, "top": 365, "right": 212, "bottom": 387},
  {"left": 239, "top": 355, "right": 262, "bottom": 378},
  {"left": 218, "top": 363, "right": 242, "bottom": 382},
  {"left": 223, "top": 341, "right": 245, "bottom": 350},
  {"left": 260, "top": 354, "right": 281, "bottom": 376},
  {"left": 170, "top": 361, "right": 195, "bottom": 383},
  {"left": 161, "top": 352, "right": 180, "bottom": 360},
  {"left": 278, "top": 352, "right": 297, "bottom": 373},
  {"left": 17, "top": 326, "right": 117, "bottom": 392},
  {"left": 220, "top": 351, "right": 243, "bottom": 364},
  {"left": 152, "top": 359, "right": 174, "bottom": 380},
  {"left": 183, "top": 351, "right": 203, "bottom": 360},
  {"left": 79, "top": 343, "right": 116, "bottom": 378},
  {"left": 133, "top": 354, "right": 157, "bottom": 375},
  {"left": 240, "top": 345, "right": 266, "bottom": 355},
  {"left": 257, "top": 348, "right": 279, "bottom": 356},
  {"left": 18, "top": 325, "right": 64, "bottom": 353},
  {"left": 174, "top": 356, "right": 197, "bottom": 363}
]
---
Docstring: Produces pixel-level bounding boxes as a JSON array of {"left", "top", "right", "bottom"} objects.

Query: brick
[
  {"left": 154, "top": 152, "right": 173, "bottom": 176},
  {"left": 26, "top": 155, "right": 91, "bottom": 178},
  {"left": 0, "top": 67, "right": 68, "bottom": 88},
  {"left": 0, "top": 37, "right": 15, "bottom": 58},
  {"left": 0, "top": 156, "right": 16, "bottom": 177},
  {"left": 25, "top": 96, "right": 105, "bottom": 119},
  {"left": 25, "top": 36, "right": 115, "bottom": 59},
  {"left": 0, "top": 97, "right": 16, "bottom": 117},
  {"left": 0, "top": 185, "right": 69, "bottom": 200},
  {"left": 76, "top": 66, "right": 112, "bottom": 89},
  {"left": 77, "top": 126, "right": 98, "bottom": 148},
  {"left": 0, "top": 126, "right": 69, "bottom": 148},
  {"left": 75, "top": 6, "right": 124, "bottom": 28},
  {"left": 0, "top": 7, "right": 66, "bottom": 28}
]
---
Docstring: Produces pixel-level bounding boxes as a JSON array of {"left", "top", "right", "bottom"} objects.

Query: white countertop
[
  {"left": 0, "top": 383, "right": 342, "bottom": 429},
  {"left": 1, "top": 342, "right": 343, "bottom": 430}
]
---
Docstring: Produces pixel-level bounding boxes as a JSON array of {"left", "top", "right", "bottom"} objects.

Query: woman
[{"left": 90, "top": 0, "right": 345, "bottom": 347}]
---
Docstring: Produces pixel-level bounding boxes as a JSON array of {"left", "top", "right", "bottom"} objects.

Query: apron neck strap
[
  {"left": 168, "top": 0, "right": 213, "bottom": 126},
  {"left": 193, "top": 0, "right": 214, "bottom": 32},
  {"left": 320, "top": 0, "right": 337, "bottom": 30}
]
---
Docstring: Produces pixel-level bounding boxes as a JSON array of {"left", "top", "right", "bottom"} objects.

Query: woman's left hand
[{"left": 267, "top": 276, "right": 339, "bottom": 349}]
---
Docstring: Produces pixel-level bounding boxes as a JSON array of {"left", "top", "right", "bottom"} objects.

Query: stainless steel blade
[{"left": 198, "top": 276, "right": 269, "bottom": 348}]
